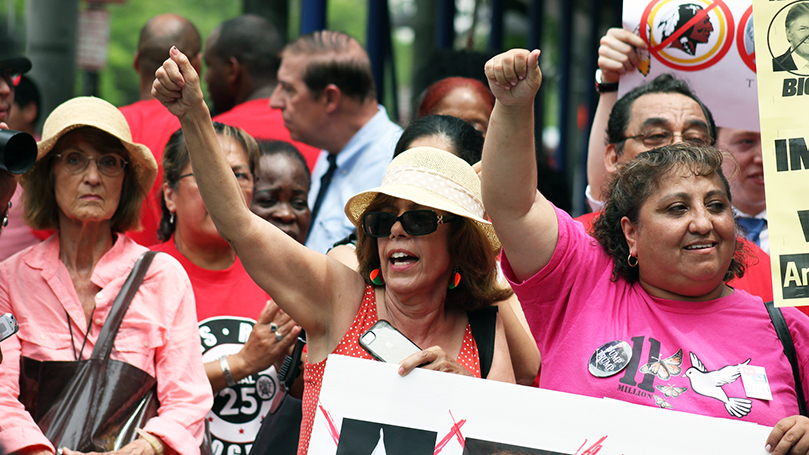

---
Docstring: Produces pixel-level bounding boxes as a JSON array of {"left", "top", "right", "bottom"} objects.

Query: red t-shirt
[
  {"left": 213, "top": 98, "right": 322, "bottom": 172},
  {"left": 120, "top": 99, "right": 181, "bottom": 246},
  {"left": 150, "top": 236, "right": 269, "bottom": 321}
]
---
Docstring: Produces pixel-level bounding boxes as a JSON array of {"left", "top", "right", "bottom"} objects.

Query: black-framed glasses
[
  {"left": 54, "top": 151, "right": 127, "bottom": 177},
  {"left": 178, "top": 171, "right": 254, "bottom": 189},
  {"left": 621, "top": 130, "right": 711, "bottom": 148},
  {"left": 362, "top": 210, "right": 457, "bottom": 238}
]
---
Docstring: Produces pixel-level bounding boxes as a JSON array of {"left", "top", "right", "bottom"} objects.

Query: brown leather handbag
[{"left": 19, "top": 252, "right": 160, "bottom": 453}]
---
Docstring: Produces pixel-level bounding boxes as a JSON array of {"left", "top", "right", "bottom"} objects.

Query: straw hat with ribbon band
[
  {"left": 344, "top": 146, "right": 500, "bottom": 252},
  {"left": 19, "top": 96, "right": 157, "bottom": 199}
]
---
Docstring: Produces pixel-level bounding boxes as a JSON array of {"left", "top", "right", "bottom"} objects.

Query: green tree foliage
[{"left": 100, "top": 0, "right": 240, "bottom": 107}]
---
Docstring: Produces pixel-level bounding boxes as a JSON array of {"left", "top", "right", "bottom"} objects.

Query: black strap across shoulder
[
  {"left": 468, "top": 306, "right": 498, "bottom": 379},
  {"left": 764, "top": 300, "right": 808, "bottom": 417},
  {"left": 92, "top": 251, "right": 158, "bottom": 360}
]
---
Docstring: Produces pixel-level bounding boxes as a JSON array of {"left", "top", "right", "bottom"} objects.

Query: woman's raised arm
[
  {"left": 151, "top": 47, "right": 364, "bottom": 341},
  {"left": 481, "top": 49, "right": 558, "bottom": 282}
]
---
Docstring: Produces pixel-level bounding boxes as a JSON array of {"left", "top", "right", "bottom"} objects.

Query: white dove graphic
[{"left": 685, "top": 352, "right": 752, "bottom": 418}]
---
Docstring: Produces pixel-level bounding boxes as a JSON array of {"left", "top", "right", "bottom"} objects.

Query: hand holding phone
[
  {"left": 0, "top": 312, "right": 18, "bottom": 342},
  {"left": 359, "top": 320, "right": 421, "bottom": 364}
]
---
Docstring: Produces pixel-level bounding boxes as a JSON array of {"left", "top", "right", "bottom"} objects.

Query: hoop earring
[
  {"left": 448, "top": 266, "right": 461, "bottom": 290},
  {"left": 627, "top": 254, "right": 638, "bottom": 268},
  {"left": 370, "top": 269, "right": 384, "bottom": 285}
]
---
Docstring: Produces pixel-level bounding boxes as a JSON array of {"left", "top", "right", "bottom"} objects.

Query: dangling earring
[
  {"left": 627, "top": 254, "right": 638, "bottom": 267},
  {"left": 448, "top": 266, "right": 461, "bottom": 290},
  {"left": 1, "top": 201, "right": 10, "bottom": 228},
  {"left": 370, "top": 269, "right": 384, "bottom": 285},
  {"left": 170, "top": 212, "right": 175, "bottom": 225}
]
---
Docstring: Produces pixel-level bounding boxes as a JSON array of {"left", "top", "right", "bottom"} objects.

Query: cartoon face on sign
[
  {"left": 641, "top": 0, "right": 734, "bottom": 71},
  {"left": 659, "top": 3, "right": 714, "bottom": 55}
]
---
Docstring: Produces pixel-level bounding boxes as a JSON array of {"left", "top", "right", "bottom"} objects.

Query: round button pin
[{"left": 588, "top": 340, "right": 632, "bottom": 378}]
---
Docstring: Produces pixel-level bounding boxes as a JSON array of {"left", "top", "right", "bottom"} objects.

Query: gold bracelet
[{"left": 136, "top": 428, "right": 165, "bottom": 455}]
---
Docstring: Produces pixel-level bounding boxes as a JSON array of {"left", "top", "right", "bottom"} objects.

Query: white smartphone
[
  {"left": 359, "top": 320, "right": 421, "bottom": 364},
  {"left": 0, "top": 312, "right": 18, "bottom": 341}
]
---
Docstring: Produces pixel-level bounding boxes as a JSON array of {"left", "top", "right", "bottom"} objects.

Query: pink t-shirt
[
  {"left": 503, "top": 207, "right": 809, "bottom": 427},
  {"left": 0, "top": 183, "right": 41, "bottom": 261}
]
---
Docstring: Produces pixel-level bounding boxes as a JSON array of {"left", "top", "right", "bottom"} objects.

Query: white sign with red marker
[
  {"left": 309, "top": 355, "right": 772, "bottom": 455},
  {"left": 621, "top": 0, "right": 759, "bottom": 131}
]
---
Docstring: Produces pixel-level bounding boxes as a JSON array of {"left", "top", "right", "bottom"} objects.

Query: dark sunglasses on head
[{"left": 362, "top": 209, "right": 457, "bottom": 237}]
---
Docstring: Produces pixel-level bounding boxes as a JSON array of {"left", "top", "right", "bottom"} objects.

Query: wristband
[
  {"left": 219, "top": 355, "right": 237, "bottom": 387},
  {"left": 595, "top": 69, "right": 619, "bottom": 93},
  {"left": 136, "top": 428, "right": 165, "bottom": 455}
]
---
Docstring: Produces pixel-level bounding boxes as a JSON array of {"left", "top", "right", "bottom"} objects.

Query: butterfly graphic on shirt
[
  {"left": 654, "top": 395, "right": 674, "bottom": 409},
  {"left": 639, "top": 348, "right": 684, "bottom": 381},
  {"left": 655, "top": 384, "right": 688, "bottom": 398}
]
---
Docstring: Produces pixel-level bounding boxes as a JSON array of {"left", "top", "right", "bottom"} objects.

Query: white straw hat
[
  {"left": 344, "top": 147, "right": 500, "bottom": 252},
  {"left": 21, "top": 96, "right": 157, "bottom": 198}
]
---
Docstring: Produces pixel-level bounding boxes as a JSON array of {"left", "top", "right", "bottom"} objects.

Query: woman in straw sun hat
[
  {"left": 0, "top": 96, "right": 212, "bottom": 455},
  {"left": 152, "top": 47, "right": 515, "bottom": 455}
]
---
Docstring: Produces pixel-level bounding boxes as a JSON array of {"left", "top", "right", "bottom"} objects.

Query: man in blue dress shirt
[{"left": 270, "top": 30, "right": 402, "bottom": 253}]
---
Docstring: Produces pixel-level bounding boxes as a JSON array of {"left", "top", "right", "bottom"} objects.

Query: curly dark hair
[
  {"left": 591, "top": 142, "right": 748, "bottom": 283},
  {"left": 606, "top": 73, "right": 716, "bottom": 156}
]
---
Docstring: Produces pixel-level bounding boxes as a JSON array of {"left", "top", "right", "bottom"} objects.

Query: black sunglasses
[{"left": 362, "top": 210, "right": 457, "bottom": 237}]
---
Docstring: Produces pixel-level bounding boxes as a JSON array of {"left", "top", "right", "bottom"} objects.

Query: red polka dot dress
[{"left": 297, "top": 284, "right": 481, "bottom": 454}]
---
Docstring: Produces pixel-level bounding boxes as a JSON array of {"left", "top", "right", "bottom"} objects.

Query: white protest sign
[
  {"left": 309, "top": 355, "right": 771, "bottom": 455},
  {"left": 620, "top": 0, "right": 759, "bottom": 131}
]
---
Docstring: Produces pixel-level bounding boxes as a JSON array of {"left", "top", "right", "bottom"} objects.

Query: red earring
[
  {"left": 370, "top": 269, "right": 384, "bottom": 285},
  {"left": 448, "top": 267, "right": 461, "bottom": 290}
]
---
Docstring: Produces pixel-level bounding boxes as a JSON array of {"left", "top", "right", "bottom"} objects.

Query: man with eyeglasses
[
  {"left": 590, "top": 29, "right": 770, "bottom": 249},
  {"left": 583, "top": 29, "right": 776, "bottom": 306}
]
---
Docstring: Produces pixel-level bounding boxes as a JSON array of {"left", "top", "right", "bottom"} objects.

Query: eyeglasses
[
  {"left": 621, "top": 130, "right": 712, "bottom": 148},
  {"left": 2, "top": 69, "right": 20, "bottom": 87},
  {"left": 362, "top": 210, "right": 457, "bottom": 237},
  {"left": 54, "top": 151, "right": 127, "bottom": 177},
  {"left": 178, "top": 171, "right": 255, "bottom": 189}
]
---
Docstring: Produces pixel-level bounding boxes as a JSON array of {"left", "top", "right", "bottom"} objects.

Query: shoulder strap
[
  {"left": 764, "top": 300, "right": 808, "bottom": 417},
  {"left": 468, "top": 306, "right": 498, "bottom": 379},
  {"left": 91, "top": 251, "right": 158, "bottom": 361}
]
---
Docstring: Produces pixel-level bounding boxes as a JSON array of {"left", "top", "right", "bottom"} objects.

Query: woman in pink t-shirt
[{"left": 482, "top": 49, "right": 809, "bottom": 455}]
